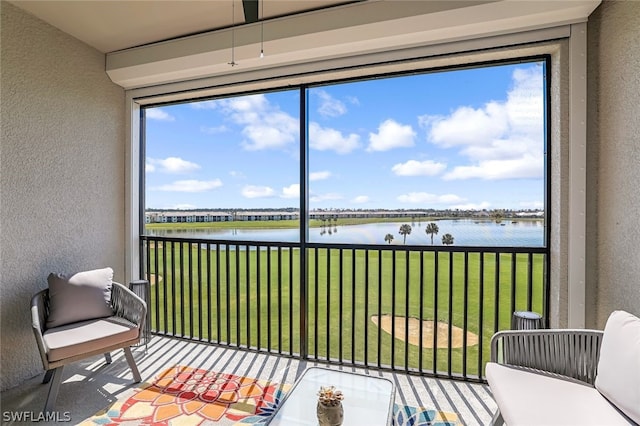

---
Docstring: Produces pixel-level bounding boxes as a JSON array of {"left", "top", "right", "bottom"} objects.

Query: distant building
[
  {"left": 309, "top": 210, "right": 428, "bottom": 220},
  {"left": 516, "top": 211, "right": 545, "bottom": 218},
  {"left": 235, "top": 211, "right": 299, "bottom": 221},
  {"left": 145, "top": 211, "right": 232, "bottom": 223},
  {"left": 145, "top": 209, "right": 544, "bottom": 223},
  {"left": 145, "top": 210, "right": 299, "bottom": 223}
]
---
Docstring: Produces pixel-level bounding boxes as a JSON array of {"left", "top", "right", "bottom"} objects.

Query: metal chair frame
[
  {"left": 489, "top": 329, "right": 604, "bottom": 425},
  {"left": 31, "top": 281, "right": 146, "bottom": 412}
]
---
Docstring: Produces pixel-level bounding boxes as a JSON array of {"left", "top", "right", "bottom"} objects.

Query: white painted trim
[
  {"left": 125, "top": 94, "right": 141, "bottom": 284},
  {"left": 127, "top": 25, "right": 570, "bottom": 105},
  {"left": 568, "top": 22, "right": 588, "bottom": 328},
  {"left": 108, "top": 0, "right": 599, "bottom": 89}
]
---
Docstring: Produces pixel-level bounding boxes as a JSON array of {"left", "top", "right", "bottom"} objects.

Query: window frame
[{"left": 125, "top": 25, "right": 587, "bottom": 327}]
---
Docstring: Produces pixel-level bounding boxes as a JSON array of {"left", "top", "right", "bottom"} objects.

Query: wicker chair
[
  {"left": 488, "top": 329, "right": 603, "bottom": 424},
  {"left": 31, "top": 281, "right": 146, "bottom": 412},
  {"left": 491, "top": 328, "right": 604, "bottom": 382},
  {"left": 486, "top": 310, "right": 640, "bottom": 425}
]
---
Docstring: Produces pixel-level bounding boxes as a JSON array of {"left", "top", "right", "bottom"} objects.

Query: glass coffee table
[{"left": 267, "top": 367, "right": 395, "bottom": 425}]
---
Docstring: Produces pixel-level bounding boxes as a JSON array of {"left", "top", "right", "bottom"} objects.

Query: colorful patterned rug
[{"left": 80, "top": 365, "right": 460, "bottom": 426}]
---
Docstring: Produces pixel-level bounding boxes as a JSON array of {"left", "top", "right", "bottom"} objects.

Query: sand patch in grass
[
  {"left": 147, "top": 274, "right": 163, "bottom": 286},
  {"left": 371, "top": 314, "right": 478, "bottom": 349}
]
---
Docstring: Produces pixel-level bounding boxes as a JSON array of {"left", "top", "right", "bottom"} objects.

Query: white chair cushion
[
  {"left": 46, "top": 267, "right": 114, "bottom": 328},
  {"left": 43, "top": 316, "right": 138, "bottom": 362},
  {"left": 595, "top": 310, "right": 640, "bottom": 423},
  {"left": 487, "top": 363, "right": 632, "bottom": 425}
]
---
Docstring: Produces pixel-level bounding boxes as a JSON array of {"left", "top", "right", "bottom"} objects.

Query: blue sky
[{"left": 145, "top": 61, "right": 545, "bottom": 211}]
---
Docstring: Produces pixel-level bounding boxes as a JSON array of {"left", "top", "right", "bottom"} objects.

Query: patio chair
[
  {"left": 31, "top": 267, "right": 146, "bottom": 412},
  {"left": 486, "top": 310, "right": 640, "bottom": 425}
]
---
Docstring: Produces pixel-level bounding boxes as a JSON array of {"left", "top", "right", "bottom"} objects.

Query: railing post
[
  {"left": 129, "top": 279, "right": 151, "bottom": 351},
  {"left": 299, "top": 85, "right": 308, "bottom": 359},
  {"left": 139, "top": 235, "right": 548, "bottom": 381}
]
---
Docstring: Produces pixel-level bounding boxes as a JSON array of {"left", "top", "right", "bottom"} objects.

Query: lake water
[{"left": 147, "top": 219, "right": 545, "bottom": 247}]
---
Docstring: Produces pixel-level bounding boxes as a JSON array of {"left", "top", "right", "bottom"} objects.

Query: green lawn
[{"left": 145, "top": 244, "right": 545, "bottom": 378}]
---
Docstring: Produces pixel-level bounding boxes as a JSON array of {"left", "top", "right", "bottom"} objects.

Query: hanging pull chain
[
  {"left": 229, "top": 0, "right": 238, "bottom": 66},
  {"left": 260, "top": 0, "right": 264, "bottom": 58}
]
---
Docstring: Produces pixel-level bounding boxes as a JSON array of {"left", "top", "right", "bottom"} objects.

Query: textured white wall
[
  {"left": 0, "top": 2, "right": 125, "bottom": 390},
  {"left": 586, "top": 0, "right": 640, "bottom": 327}
]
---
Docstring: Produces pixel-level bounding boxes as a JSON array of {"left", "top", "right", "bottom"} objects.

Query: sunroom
[{"left": 1, "top": 1, "right": 639, "bottom": 424}]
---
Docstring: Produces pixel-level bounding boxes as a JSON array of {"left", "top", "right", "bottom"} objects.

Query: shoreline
[{"left": 145, "top": 216, "right": 544, "bottom": 231}]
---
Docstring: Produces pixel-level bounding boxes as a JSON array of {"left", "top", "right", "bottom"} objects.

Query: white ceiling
[{"left": 8, "top": 0, "right": 353, "bottom": 53}]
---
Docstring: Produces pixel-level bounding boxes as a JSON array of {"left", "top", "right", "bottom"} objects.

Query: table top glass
[{"left": 267, "top": 367, "right": 395, "bottom": 425}]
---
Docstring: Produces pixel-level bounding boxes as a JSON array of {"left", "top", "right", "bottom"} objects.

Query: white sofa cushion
[
  {"left": 46, "top": 267, "right": 114, "bottom": 328},
  {"left": 486, "top": 363, "right": 632, "bottom": 425},
  {"left": 595, "top": 310, "right": 640, "bottom": 424}
]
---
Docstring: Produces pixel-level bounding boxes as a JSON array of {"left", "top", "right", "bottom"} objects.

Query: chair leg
[
  {"left": 490, "top": 409, "right": 504, "bottom": 426},
  {"left": 104, "top": 352, "right": 112, "bottom": 364},
  {"left": 44, "top": 366, "right": 64, "bottom": 413},
  {"left": 123, "top": 347, "right": 141, "bottom": 383},
  {"left": 42, "top": 369, "right": 54, "bottom": 384}
]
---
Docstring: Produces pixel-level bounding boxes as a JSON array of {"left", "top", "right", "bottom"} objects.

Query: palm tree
[
  {"left": 442, "top": 233, "right": 454, "bottom": 245},
  {"left": 492, "top": 209, "right": 504, "bottom": 223},
  {"left": 425, "top": 222, "right": 439, "bottom": 245},
  {"left": 398, "top": 224, "right": 412, "bottom": 244},
  {"left": 384, "top": 233, "right": 394, "bottom": 244}
]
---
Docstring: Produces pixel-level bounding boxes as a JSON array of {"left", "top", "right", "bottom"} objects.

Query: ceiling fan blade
[{"left": 242, "top": 0, "right": 259, "bottom": 23}]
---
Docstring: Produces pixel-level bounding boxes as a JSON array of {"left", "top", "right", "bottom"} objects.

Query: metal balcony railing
[{"left": 141, "top": 235, "right": 548, "bottom": 382}]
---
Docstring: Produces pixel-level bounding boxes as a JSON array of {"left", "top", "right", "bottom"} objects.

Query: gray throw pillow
[{"left": 46, "top": 267, "right": 114, "bottom": 329}]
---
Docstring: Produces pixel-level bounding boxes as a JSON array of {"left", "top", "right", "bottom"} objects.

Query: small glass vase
[{"left": 317, "top": 401, "right": 344, "bottom": 426}]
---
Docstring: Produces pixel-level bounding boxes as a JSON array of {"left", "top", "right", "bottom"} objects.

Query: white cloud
[
  {"left": 229, "top": 170, "right": 246, "bottom": 178},
  {"left": 215, "top": 94, "right": 298, "bottom": 151},
  {"left": 310, "top": 171, "right": 332, "bottom": 181},
  {"left": 242, "top": 185, "right": 275, "bottom": 198},
  {"left": 309, "top": 122, "right": 360, "bottom": 154},
  {"left": 191, "top": 100, "right": 218, "bottom": 110},
  {"left": 391, "top": 160, "right": 447, "bottom": 176},
  {"left": 367, "top": 119, "right": 416, "bottom": 152},
  {"left": 281, "top": 184, "right": 299, "bottom": 199},
  {"left": 351, "top": 195, "right": 369, "bottom": 203},
  {"left": 155, "top": 179, "right": 222, "bottom": 192},
  {"left": 443, "top": 155, "right": 541, "bottom": 181},
  {"left": 420, "top": 103, "right": 507, "bottom": 148},
  {"left": 316, "top": 90, "right": 347, "bottom": 117},
  {"left": 450, "top": 202, "right": 492, "bottom": 210},
  {"left": 310, "top": 193, "right": 343, "bottom": 203},
  {"left": 397, "top": 192, "right": 464, "bottom": 204},
  {"left": 242, "top": 121, "right": 297, "bottom": 151},
  {"left": 170, "top": 204, "right": 197, "bottom": 210},
  {"left": 146, "top": 108, "right": 175, "bottom": 121},
  {"left": 146, "top": 157, "right": 201, "bottom": 174},
  {"left": 421, "top": 65, "right": 544, "bottom": 180},
  {"left": 200, "top": 125, "right": 228, "bottom": 134}
]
